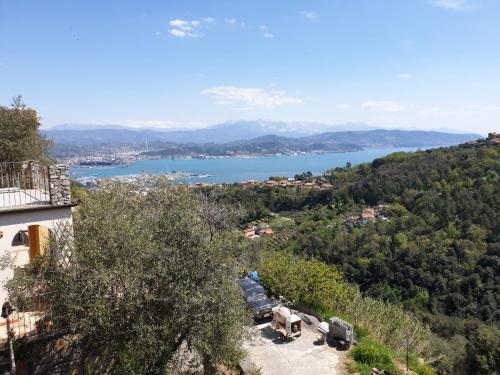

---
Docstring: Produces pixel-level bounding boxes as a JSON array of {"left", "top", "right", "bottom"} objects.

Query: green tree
[
  {"left": 0, "top": 95, "right": 53, "bottom": 163},
  {"left": 69, "top": 179, "right": 89, "bottom": 202},
  {"left": 8, "top": 183, "right": 249, "bottom": 374},
  {"left": 463, "top": 324, "right": 500, "bottom": 375},
  {"left": 259, "top": 252, "right": 354, "bottom": 311}
]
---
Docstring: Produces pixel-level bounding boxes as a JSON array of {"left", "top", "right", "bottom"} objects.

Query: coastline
[{"left": 70, "top": 147, "right": 426, "bottom": 185}]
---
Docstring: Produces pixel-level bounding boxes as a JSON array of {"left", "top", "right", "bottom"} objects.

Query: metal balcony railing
[
  {"left": 0, "top": 161, "right": 51, "bottom": 209},
  {"left": 0, "top": 298, "right": 51, "bottom": 350}
]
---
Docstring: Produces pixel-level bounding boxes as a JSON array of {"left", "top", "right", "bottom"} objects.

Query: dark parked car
[{"left": 238, "top": 278, "right": 275, "bottom": 319}]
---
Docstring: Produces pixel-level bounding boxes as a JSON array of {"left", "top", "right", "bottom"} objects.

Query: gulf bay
[{"left": 71, "top": 147, "right": 427, "bottom": 184}]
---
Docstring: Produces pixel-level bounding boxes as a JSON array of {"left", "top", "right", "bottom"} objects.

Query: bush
[
  {"left": 259, "top": 252, "right": 355, "bottom": 310},
  {"left": 407, "top": 354, "right": 435, "bottom": 375},
  {"left": 342, "top": 296, "right": 431, "bottom": 354},
  {"left": 354, "top": 324, "right": 370, "bottom": 341},
  {"left": 351, "top": 338, "right": 397, "bottom": 373}
]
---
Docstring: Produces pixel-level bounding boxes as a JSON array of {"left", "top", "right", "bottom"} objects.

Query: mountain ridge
[
  {"left": 142, "top": 129, "right": 480, "bottom": 158},
  {"left": 45, "top": 120, "right": 374, "bottom": 145},
  {"left": 44, "top": 120, "right": 479, "bottom": 147}
]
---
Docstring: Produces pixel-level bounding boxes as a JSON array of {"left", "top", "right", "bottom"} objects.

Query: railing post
[
  {"left": 1, "top": 161, "right": 64, "bottom": 208},
  {"left": 1, "top": 302, "right": 16, "bottom": 375},
  {"left": 26, "top": 160, "right": 40, "bottom": 190}
]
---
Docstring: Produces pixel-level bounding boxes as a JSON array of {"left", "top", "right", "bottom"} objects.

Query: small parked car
[{"left": 238, "top": 278, "right": 275, "bottom": 319}]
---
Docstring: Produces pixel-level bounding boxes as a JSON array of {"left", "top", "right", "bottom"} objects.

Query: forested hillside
[
  {"left": 221, "top": 142, "right": 500, "bottom": 373},
  {"left": 322, "top": 145, "right": 500, "bottom": 322}
]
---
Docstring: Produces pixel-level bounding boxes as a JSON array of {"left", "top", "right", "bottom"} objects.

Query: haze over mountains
[
  {"left": 45, "top": 120, "right": 375, "bottom": 145},
  {"left": 45, "top": 120, "right": 480, "bottom": 150}
]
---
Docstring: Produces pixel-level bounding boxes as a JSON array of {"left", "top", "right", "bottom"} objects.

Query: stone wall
[
  {"left": 23, "top": 160, "right": 40, "bottom": 189},
  {"left": 48, "top": 166, "right": 72, "bottom": 206}
]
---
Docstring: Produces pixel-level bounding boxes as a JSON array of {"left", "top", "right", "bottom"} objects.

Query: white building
[{"left": 0, "top": 161, "right": 74, "bottom": 304}]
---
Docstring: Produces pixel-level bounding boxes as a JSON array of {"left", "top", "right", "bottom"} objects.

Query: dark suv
[{"left": 238, "top": 278, "right": 275, "bottom": 319}]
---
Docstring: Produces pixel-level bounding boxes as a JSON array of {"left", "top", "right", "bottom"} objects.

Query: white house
[{"left": 0, "top": 161, "right": 74, "bottom": 304}]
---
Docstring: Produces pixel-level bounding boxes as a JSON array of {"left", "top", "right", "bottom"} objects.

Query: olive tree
[
  {"left": 0, "top": 96, "right": 53, "bottom": 163},
  {"left": 8, "top": 182, "right": 250, "bottom": 374}
]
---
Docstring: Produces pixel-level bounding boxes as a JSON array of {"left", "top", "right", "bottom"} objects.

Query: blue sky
[{"left": 0, "top": 0, "right": 499, "bottom": 133}]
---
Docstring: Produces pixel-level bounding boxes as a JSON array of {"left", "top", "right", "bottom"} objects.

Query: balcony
[{"left": 0, "top": 161, "right": 71, "bottom": 211}]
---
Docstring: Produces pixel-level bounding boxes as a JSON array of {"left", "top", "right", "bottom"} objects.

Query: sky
[{"left": 0, "top": 0, "right": 499, "bottom": 134}]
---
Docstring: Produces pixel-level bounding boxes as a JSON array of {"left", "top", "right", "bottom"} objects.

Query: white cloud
[
  {"left": 168, "top": 19, "right": 201, "bottom": 38},
  {"left": 398, "top": 73, "right": 411, "bottom": 79},
  {"left": 300, "top": 11, "right": 319, "bottom": 19},
  {"left": 169, "top": 29, "right": 188, "bottom": 38},
  {"left": 120, "top": 120, "right": 206, "bottom": 129},
  {"left": 225, "top": 18, "right": 237, "bottom": 25},
  {"left": 429, "top": 0, "right": 473, "bottom": 11},
  {"left": 420, "top": 105, "right": 500, "bottom": 116},
  {"left": 362, "top": 101, "right": 407, "bottom": 112},
  {"left": 202, "top": 86, "right": 303, "bottom": 109},
  {"left": 260, "top": 25, "right": 274, "bottom": 38},
  {"left": 168, "top": 17, "right": 215, "bottom": 38},
  {"left": 169, "top": 19, "right": 193, "bottom": 30},
  {"left": 69, "top": 119, "right": 207, "bottom": 130}
]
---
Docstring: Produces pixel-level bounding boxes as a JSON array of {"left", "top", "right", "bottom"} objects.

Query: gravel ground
[{"left": 241, "top": 314, "right": 348, "bottom": 375}]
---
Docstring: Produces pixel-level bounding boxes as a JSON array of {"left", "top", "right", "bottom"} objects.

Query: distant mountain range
[
  {"left": 44, "top": 120, "right": 374, "bottom": 146},
  {"left": 300, "top": 129, "right": 479, "bottom": 148},
  {"left": 140, "top": 129, "right": 480, "bottom": 158},
  {"left": 45, "top": 121, "right": 479, "bottom": 151},
  {"left": 143, "top": 135, "right": 363, "bottom": 158}
]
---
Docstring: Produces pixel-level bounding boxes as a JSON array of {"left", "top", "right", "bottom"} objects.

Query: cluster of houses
[
  {"left": 460, "top": 132, "right": 500, "bottom": 148},
  {"left": 244, "top": 178, "right": 334, "bottom": 190},
  {"left": 345, "top": 205, "right": 390, "bottom": 227},
  {"left": 243, "top": 223, "right": 274, "bottom": 239}
]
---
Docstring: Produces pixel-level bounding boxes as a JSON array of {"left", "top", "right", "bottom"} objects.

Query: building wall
[{"left": 0, "top": 207, "right": 73, "bottom": 303}]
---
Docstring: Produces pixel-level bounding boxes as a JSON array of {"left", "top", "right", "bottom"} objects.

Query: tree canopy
[
  {"left": 0, "top": 96, "right": 52, "bottom": 163},
  {"left": 8, "top": 183, "right": 249, "bottom": 374}
]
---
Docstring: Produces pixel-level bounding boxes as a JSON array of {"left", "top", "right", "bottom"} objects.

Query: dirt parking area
[{"left": 241, "top": 316, "right": 347, "bottom": 375}]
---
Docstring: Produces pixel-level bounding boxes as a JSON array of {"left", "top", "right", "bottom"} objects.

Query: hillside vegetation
[
  {"left": 223, "top": 142, "right": 500, "bottom": 374},
  {"left": 326, "top": 145, "right": 499, "bottom": 323}
]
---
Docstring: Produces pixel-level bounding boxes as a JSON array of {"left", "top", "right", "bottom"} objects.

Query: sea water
[{"left": 70, "top": 147, "right": 424, "bottom": 184}]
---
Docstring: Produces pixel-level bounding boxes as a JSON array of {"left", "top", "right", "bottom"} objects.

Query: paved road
[{"left": 241, "top": 320, "right": 344, "bottom": 375}]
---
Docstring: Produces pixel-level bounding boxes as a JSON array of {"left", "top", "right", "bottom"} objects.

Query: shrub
[
  {"left": 341, "top": 296, "right": 431, "bottom": 354},
  {"left": 407, "top": 354, "right": 435, "bottom": 375},
  {"left": 351, "top": 338, "right": 397, "bottom": 373},
  {"left": 259, "top": 252, "right": 355, "bottom": 310},
  {"left": 354, "top": 324, "right": 370, "bottom": 341}
]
